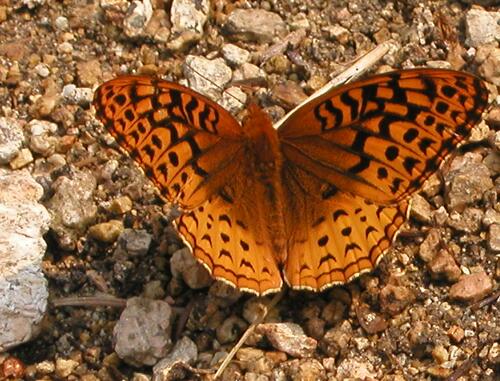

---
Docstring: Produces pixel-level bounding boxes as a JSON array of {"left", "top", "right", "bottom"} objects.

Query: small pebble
[
  {"left": 88, "top": 220, "right": 124, "bottom": 243},
  {"left": 449, "top": 271, "right": 493, "bottom": 303}
]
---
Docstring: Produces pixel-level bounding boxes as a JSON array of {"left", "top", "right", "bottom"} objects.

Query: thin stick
[
  {"left": 273, "top": 40, "right": 393, "bottom": 130},
  {"left": 214, "top": 290, "right": 284, "bottom": 379},
  {"left": 51, "top": 295, "right": 127, "bottom": 308}
]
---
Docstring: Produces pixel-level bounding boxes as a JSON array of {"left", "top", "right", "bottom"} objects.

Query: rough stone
[
  {"left": 46, "top": 169, "right": 97, "bottom": 249},
  {"left": 419, "top": 228, "right": 441, "bottom": 262},
  {"left": 114, "top": 229, "right": 152, "bottom": 257},
  {"left": 26, "top": 119, "right": 58, "bottom": 157},
  {"left": 225, "top": 9, "right": 286, "bottom": 43},
  {"left": 114, "top": 297, "right": 173, "bottom": 367},
  {"left": 336, "top": 358, "right": 375, "bottom": 379},
  {"left": 152, "top": 336, "right": 197, "bottom": 381},
  {"left": 0, "top": 170, "right": 50, "bottom": 352},
  {"left": 170, "top": 0, "right": 209, "bottom": 37},
  {"left": 88, "top": 220, "right": 124, "bottom": 243},
  {"left": 428, "top": 249, "right": 462, "bottom": 282},
  {"left": 445, "top": 153, "right": 493, "bottom": 212},
  {"left": 0, "top": 117, "right": 24, "bottom": 164},
  {"left": 9, "top": 148, "right": 34, "bottom": 169},
  {"left": 379, "top": 284, "right": 415, "bottom": 316},
  {"left": 478, "top": 46, "right": 500, "bottom": 87},
  {"left": 170, "top": 247, "right": 212, "bottom": 290},
  {"left": 465, "top": 9, "right": 500, "bottom": 48},
  {"left": 488, "top": 224, "right": 500, "bottom": 252},
  {"left": 256, "top": 323, "right": 317, "bottom": 358},
  {"left": 183, "top": 55, "right": 232, "bottom": 101},
  {"left": 221, "top": 43, "right": 250, "bottom": 67},
  {"left": 447, "top": 208, "right": 483, "bottom": 234},
  {"left": 76, "top": 59, "right": 102, "bottom": 87},
  {"left": 123, "top": 0, "right": 153, "bottom": 38},
  {"left": 410, "top": 193, "right": 433, "bottom": 224},
  {"left": 320, "top": 321, "right": 352, "bottom": 358},
  {"left": 449, "top": 271, "right": 493, "bottom": 303}
]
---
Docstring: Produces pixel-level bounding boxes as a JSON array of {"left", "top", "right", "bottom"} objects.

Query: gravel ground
[{"left": 0, "top": 0, "right": 499, "bottom": 380}]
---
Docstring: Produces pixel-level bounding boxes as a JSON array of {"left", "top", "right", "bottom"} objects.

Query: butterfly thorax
[{"left": 242, "top": 104, "right": 287, "bottom": 262}]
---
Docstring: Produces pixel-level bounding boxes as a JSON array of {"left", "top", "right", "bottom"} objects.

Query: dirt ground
[{"left": 0, "top": 0, "right": 498, "bottom": 380}]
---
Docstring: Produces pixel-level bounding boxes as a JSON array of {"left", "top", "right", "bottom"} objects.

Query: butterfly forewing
[
  {"left": 278, "top": 69, "right": 488, "bottom": 204},
  {"left": 93, "top": 76, "right": 244, "bottom": 208},
  {"left": 279, "top": 68, "right": 488, "bottom": 291}
]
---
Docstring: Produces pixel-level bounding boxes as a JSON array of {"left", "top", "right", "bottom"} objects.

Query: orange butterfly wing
[
  {"left": 278, "top": 69, "right": 488, "bottom": 291},
  {"left": 94, "top": 76, "right": 282, "bottom": 294}
]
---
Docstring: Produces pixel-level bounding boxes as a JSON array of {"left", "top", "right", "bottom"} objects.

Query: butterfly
[{"left": 93, "top": 68, "right": 488, "bottom": 296}]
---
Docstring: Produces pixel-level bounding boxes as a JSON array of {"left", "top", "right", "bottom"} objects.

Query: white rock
[
  {"left": 0, "top": 169, "right": 50, "bottom": 351},
  {"left": 465, "top": 9, "right": 500, "bottom": 47},
  {"left": 123, "top": 0, "right": 153, "bottom": 38},
  {"left": 62, "top": 84, "right": 93, "bottom": 105},
  {"left": 54, "top": 16, "right": 69, "bottom": 30},
  {"left": 220, "top": 86, "right": 247, "bottom": 115},
  {"left": 183, "top": 55, "right": 232, "bottom": 101},
  {"left": 222, "top": 44, "right": 250, "bottom": 67},
  {"left": 170, "top": 0, "right": 209, "bottom": 36},
  {"left": 0, "top": 117, "right": 24, "bottom": 164},
  {"left": 35, "top": 63, "right": 50, "bottom": 77}
]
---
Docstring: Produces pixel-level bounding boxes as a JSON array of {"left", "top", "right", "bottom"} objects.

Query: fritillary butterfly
[{"left": 93, "top": 69, "right": 488, "bottom": 295}]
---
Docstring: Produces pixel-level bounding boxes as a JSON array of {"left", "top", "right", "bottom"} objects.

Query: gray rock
[
  {"left": 62, "top": 84, "right": 93, "bottom": 106},
  {"left": 47, "top": 169, "right": 97, "bottom": 249},
  {"left": 465, "top": 9, "right": 500, "bottom": 47},
  {"left": 183, "top": 55, "right": 232, "bottom": 101},
  {"left": 114, "top": 229, "right": 152, "bottom": 257},
  {"left": 123, "top": 0, "right": 153, "bottom": 38},
  {"left": 447, "top": 208, "right": 483, "bottom": 233},
  {"left": 0, "top": 117, "right": 24, "bottom": 164},
  {"left": 219, "top": 86, "right": 247, "bottom": 115},
  {"left": 0, "top": 170, "right": 50, "bottom": 351},
  {"left": 445, "top": 153, "right": 493, "bottom": 212},
  {"left": 221, "top": 43, "right": 251, "bottom": 67},
  {"left": 114, "top": 297, "right": 173, "bottom": 367},
  {"left": 152, "top": 336, "right": 197, "bottom": 381},
  {"left": 170, "top": 247, "right": 212, "bottom": 290},
  {"left": 225, "top": 9, "right": 286, "bottom": 43},
  {"left": 256, "top": 322, "right": 317, "bottom": 358}
]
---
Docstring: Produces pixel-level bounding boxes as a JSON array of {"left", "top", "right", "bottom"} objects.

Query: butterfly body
[{"left": 94, "top": 69, "right": 488, "bottom": 295}]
